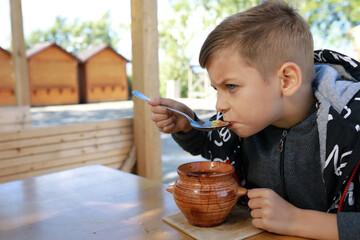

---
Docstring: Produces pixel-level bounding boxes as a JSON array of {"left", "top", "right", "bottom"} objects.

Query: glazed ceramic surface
[{"left": 167, "top": 161, "right": 247, "bottom": 227}]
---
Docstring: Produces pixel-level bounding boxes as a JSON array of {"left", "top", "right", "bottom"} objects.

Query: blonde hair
[{"left": 199, "top": 0, "right": 315, "bottom": 82}]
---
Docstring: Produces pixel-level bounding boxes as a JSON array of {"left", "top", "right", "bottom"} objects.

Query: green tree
[
  {"left": 159, "top": 0, "right": 360, "bottom": 98},
  {"left": 159, "top": 1, "right": 197, "bottom": 97},
  {"left": 26, "top": 12, "right": 120, "bottom": 54},
  {"left": 159, "top": 0, "right": 261, "bottom": 97},
  {"left": 300, "top": 0, "right": 360, "bottom": 47},
  {"left": 26, "top": 16, "right": 72, "bottom": 49}
]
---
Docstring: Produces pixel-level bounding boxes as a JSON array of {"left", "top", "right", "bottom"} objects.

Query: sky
[
  {"left": 0, "top": 0, "right": 175, "bottom": 61},
  {"left": 0, "top": 0, "right": 358, "bottom": 63}
]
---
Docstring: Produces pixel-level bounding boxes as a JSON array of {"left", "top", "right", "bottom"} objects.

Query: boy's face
[{"left": 206, "top": 50, "right": 284, "bottom": 137}]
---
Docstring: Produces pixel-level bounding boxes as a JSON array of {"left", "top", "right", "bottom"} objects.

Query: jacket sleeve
[
  {"left": 171, "top": 112, "right": 242, "bottom": 166},
  {"left": 337, "top": 153, "right": 360, "bottom": 239},
  {"left": 337, "top": 212, "right": 360, "bottom": 239},
  {"left": 171, "top": 129, "right": 210, "bottom": 158},
  {"left": 171, "top": 113, "right": 212, "bottom": 159}
]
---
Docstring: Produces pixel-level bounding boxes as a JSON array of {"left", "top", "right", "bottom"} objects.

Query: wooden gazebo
[
  {"left": 0, "top": 46, "right": 15, "bottom": 106},
  {"left": 77, "top": 44, "right": 130, "bottom": 103},
  {"left": 1, "top": 0, "right": 161, "bottom": 181},
  {"left": 27, "top": 42, "right": 79, "bottom": 106}
]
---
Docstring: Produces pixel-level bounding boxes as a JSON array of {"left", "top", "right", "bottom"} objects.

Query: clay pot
[{"left": 166, "top": 161, "right": 247, "bottom": 227}]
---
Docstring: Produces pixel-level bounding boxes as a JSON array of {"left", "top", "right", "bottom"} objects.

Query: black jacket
[{"left": 172, "top": 49, "right": 360, "bottom": 238}]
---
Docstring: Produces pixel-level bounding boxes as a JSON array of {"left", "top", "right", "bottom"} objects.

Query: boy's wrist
[
  {"left": 183, "top": 124, "right": 193, "bottom": 133},
  {"left": 291, "top": 207, "right": 305, "bottom": 237},
  {"left": 291, "top": 208, "right": 338, "bottom": 240},
  {"left": 176, "top": 125, "right": 193, "bottom": 134}
]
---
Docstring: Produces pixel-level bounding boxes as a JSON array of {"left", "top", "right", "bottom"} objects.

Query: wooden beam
[
  {"left": 9, "top": 0, "right": 30, "bottom": 106},
  {"left": 131, "top": 0, "right": 162, "bottom": 181}
]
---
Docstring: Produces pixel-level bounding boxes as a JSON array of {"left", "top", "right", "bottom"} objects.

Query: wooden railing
[
  {"left": 0, "top": 118, "right": 135, "bottom": 183},
  {"left": 0, "top": 106, "right": 31, "bottom": 131}
]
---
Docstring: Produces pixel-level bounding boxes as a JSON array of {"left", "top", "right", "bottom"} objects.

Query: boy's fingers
[
  {"left": 148, "top": 97, "right": 162, "bottom": 106},
  {"left": 247, "top": 189, "right": 259, "bottom": 199},
  {"left": 160, "top": 123, "right": 176, "bottom": 133},
  {"left": 158, "top": 97, "right": 178, "bottom": 108},
  {"left": 247, "top": 188, "right": 271, "bottom": 198},
  {"left": 148, "top": 97, "right": 174, "bottom": 106},
  {"left": 250, "top": 208, "right": 262, "bottom": 219},
  {"left": 155, "top": 117, "right": 175, "bottom": 129},
  {"left": 151, "top": 112, "right": 171, "bottom": 122},
  {"left": 247, "top": 198, "right": 260, "bottom": 209},
  {"left": 151, "top": 104, "right": 175, "bottom": 115}
]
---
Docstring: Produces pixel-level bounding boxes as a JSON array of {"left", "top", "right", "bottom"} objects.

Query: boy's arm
[
  {"left": 295, "top": 210, "right": 360, "bottom": 240},
  {"left": 148, "top": 97, "right": 214, "bottom": 158},
  {"left": 294, "top": 209, "right": 338, "bottom": 240},
  {"left": 172, "top": 112, "right": 239, "bottom": 162},
  {"left": 247, "top": 188, "right": 339, "bottom": 240},
  {"left": 172, "top": 123, "right": 210, "bottom": 158},
  {"left": 148, "top": 97, "right": 194, "bottom": 134}
]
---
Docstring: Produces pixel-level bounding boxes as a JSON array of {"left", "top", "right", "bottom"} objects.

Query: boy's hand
[
  {"left": 148, "top": 97, "right": 194, "bottom": 134},
  {"left": 247, "top": 188, "right": 299, "bottom": 236},
  {"left": 247, "top": 188, "right": 339, "bottom": 239}
]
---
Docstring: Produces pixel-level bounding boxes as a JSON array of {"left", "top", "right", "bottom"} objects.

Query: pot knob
[{"left": 166, "top": 184, "right": 174, "bottom": 194}]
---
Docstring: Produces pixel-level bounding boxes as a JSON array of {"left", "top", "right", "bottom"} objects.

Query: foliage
[
  {"left": 159, "top": 0, "right": 261, "bottom": 97},
  {"left": 26, "top": 12, "right": 120, "bottom": 55},
  {"left": 159, "top": 0, "right": 360, "bottom": 97},
  {"left": 25, "top": 1, "right": 360, "bottom": 97},
  {"left": 196, "top": 0, "right": 261, "bottom": 26},
  {"left": 300, "top": 0, "right": 360, "bottom": 44},
  {"left": 159, "top": 1, "right": 194, "bottom": 97}
]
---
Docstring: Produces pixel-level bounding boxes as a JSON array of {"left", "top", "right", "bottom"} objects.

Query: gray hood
[{"left": 313, "top": 64, "right": 360, "bottom": 171}]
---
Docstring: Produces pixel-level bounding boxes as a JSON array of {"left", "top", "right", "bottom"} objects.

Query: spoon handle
[
  {"left": 132, "top": 90, "right": 151, "bottom": 101},
  {"left": 132, "top": 90, "right": 196, "bottom": 125}
]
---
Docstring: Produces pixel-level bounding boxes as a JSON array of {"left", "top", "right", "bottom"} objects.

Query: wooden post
[
  {"left": 9, "top": 0, "right": 30, "bottom": 106},
  {"left": 131, "top": 0, "right": 162, "bottom": 181}
]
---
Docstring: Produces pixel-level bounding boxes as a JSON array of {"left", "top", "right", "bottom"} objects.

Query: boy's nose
[{"left": 215, "top": 96, "right": 228, "bottom": 113}]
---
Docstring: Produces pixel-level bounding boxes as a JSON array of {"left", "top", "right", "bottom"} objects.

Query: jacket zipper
[{"left": 278, "top": 130, "right": 289, "bottom": 201}]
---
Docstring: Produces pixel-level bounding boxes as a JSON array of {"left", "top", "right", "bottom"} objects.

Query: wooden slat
[
  {"left": 0, "top": 106, "right": 30, "bottom": 124},
  {"left": 0, "top": 117, "right": 135, "bottom": 183},
  {"left": 0, "top": 155, "right": 126, "bottom": 183},
  {"left": 0, "top": 106, "right": 31, "bottom": 132},
  {"left": 0, "top": 133, "right": 133, "bottom": 160},
  {"left": 0, "top": 122, "right": 32, "bottom": 132},
  {"left": 0, "top": 148, "right": 130, "bottom": 177},
  {"left": 0, "top": 140, "right": 133, "bottom": 169},
  {"left": 0, "top": 127, "right": 132, "bottom": 151},
  {"left": 0, "top": 118, "right": 133, "bottom": 142},
  {"left": 105, "top": 162, "right": 124, "bottom": 169}
]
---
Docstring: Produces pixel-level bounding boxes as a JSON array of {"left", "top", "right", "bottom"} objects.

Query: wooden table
[{"left": 0, "top": 164, "right": 304, "bottom": 240}]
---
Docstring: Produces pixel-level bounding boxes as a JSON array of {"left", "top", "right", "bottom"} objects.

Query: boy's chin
[
  {"left": 230, "top": 126, "right": 260, "bottom": 138},
  {"left": 232, "top": 129, "right": 252, "bottom": 138}
]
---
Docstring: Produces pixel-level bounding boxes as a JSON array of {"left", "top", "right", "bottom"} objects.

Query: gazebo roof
[
  {"left": 0, "top": 46, "right": 11, "bottom": 56},
  {"left": 26, "top": 41, "right": 78, "bottom": 61},
  {"left": 77, "top": 44, "right": 130, "bottom": 63}
]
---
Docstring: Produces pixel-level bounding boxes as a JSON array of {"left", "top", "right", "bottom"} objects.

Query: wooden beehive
[
  {"left": 0, "top": 47, "right": 15, "bottom": 106},
  {"left": 77, "top": 45, "right": 130, "bottom": 103},
  {"left": 26, "top": 42, "right": 79, "bottom": 106}
]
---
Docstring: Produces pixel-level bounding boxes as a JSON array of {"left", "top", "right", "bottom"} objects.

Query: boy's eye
[{"left": 226, "top": 84, "right": 237, "bottom": 90}]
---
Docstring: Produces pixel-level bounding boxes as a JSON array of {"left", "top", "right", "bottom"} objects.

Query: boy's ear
[{"left": 277, "top": 62, "right": 302, "bottom": 97}]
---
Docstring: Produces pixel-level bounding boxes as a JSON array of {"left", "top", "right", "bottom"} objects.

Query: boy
[{"left": 148, "top": 0, "right": 360, "bottom": 239}]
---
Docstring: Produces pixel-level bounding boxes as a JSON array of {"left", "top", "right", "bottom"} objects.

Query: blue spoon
[{"left": 132, "top": 90, "right": 229, "bottom": 131}]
